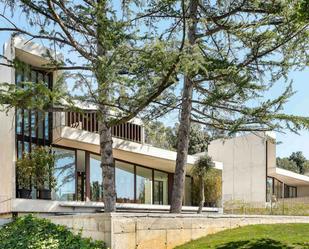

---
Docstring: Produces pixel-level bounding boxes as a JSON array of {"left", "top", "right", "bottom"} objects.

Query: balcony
[{"left": 64, "top": 111, "right": 144, "bottom": 144}]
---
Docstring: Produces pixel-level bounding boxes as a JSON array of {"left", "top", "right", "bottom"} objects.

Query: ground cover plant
[
  {"left": 0, "top": 215, "right": 106, "bottom": 249},
  {"left": 175, "top": 223, "right": 309, "bottom": 249}
]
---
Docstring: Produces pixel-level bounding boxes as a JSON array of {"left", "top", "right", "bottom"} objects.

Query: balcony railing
[{"left": 65, "top": 111, "right": 143, "bottom": 143}]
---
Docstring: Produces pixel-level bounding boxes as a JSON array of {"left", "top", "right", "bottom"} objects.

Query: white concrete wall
[
  {"left": 0, "top": 39, "right": 16, "bottom": 214},
  {"left": 208, "top": 133, "right": 269, "bottom": 204},
  {"left": 48, "top": 213, "right": 309, "bottom": 249}
]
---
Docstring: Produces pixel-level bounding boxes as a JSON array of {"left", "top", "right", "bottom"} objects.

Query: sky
[{"left": 0, "top": 3, "right": 309, "bottom": 159}]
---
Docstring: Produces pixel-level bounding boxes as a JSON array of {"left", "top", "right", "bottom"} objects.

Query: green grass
[
  {"left": 0, "top": 215, "right": 106, "bottom": 249},
  {"left": 175, "top": 223, "right": 309, "bottom": 249}
]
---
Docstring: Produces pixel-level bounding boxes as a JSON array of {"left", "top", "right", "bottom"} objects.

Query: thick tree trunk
[
  {"left": 99, "top": 105, "right": 116, "bottom": 212},
  {"left": 96, "top": 0, "right": 116, "bottom": 212},
  {"left": 170, "top": 0, "right": 198, "bottom": 213},
  {"left": 198, "top": 177, "right": 204, "bottom": 214}
]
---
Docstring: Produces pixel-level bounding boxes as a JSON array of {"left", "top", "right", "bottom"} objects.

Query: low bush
[{"left": 0, "top": 215, "right": 106, "bottom": 249}]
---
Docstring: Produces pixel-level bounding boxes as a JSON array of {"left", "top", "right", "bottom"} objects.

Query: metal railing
[{"left": 64, "top": 111, "right": 143, "bottom": 143}]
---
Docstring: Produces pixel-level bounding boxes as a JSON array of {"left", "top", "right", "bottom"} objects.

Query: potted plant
[
  {"left": 32, "top": 146, "right": 56, "bottom": 200},
  {"left": 16, "top": 154, "right": 34, "bottom": 199}
]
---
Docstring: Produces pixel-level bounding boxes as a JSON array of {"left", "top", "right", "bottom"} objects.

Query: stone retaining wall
[{"left": 48, "top": 213, "right": 309, "bottom": 249}]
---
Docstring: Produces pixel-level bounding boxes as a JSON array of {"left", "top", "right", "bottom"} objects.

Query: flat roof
[
  {"left": 54, "top": 126, "right": 223, "bottom": 174},
  {"left": 268, "top": 167, "right": 309, "bottom": 186}
]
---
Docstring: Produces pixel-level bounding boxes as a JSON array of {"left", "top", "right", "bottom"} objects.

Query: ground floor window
[
  {"left": 267, "top": 176, "right": 297, "bottom": 201},
  {"left": 136, "top": 166, "right": 153, "bottom": 204},
  {"left": 16, "top": 146, "right": 193, "bottom": 205},
  {"left": 115, "top": 161, "right": 135, "bottom": 203},
  {"left": 52, "top": 148, "right": 76, "bottom": 201},
  {"left": 154, "top": 171, "right": 168, "bottom": 205},
  {"left": 90, "top": 153, "right": 103, "bottom": 201}
]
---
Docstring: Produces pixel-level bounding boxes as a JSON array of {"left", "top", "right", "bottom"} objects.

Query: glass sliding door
[
  {"left": 90, "top": 154, "right": 103, "bottom": 201},
  {"left": 153, "top": 170, "right": 168, "bottom": 205},
  {"left": 136, "top": 166, "right": 153, "bottom": 204},
  {"left": 115, "top": 161, "right": 134, "bottom": 203},
  {"left": 52, "top": 148, "right": 76, "bottom": 201}
]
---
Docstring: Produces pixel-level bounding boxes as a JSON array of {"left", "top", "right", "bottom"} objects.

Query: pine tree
[{"left": 0, "top": 0, "right": 186, "bottom": 212}]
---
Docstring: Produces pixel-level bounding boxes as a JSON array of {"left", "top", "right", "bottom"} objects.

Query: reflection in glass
[
  {"left": 38, "top": 112, "right": 44, "bottom": 139},
  {"left": 154, "top": 171, "right": 168, "bottom": 205},
  {"left": 90, "top": 154, "right": 103, "bottom": 201},
  {"left": 266, "top": 177, "right": 273, "bottom": 202},
  {"left": 45, "top": 113, "right": 49, "bottom": 140},
  {"left": 38, "top": 72, "right": 43, "bottom": 83},
  {"left": 16, "top": 109, "right": 22, "bottom": 135},
  {"left": 52, "top": 148, "right": 76, "bottom": 201},
  {"left": 24, "top": 111, "right": 29, "bottom": 136},
  {"left": 31, "top": 111, "right": 36, "bottom": 137},
  {"left": 115, "top": 161, "right": 134, "bottom": 203},
  {"left": 16, "top": 71, "right": 22, "bottom": 86},
  {"left": 17, "top": 141, "right": 22, "bottom": 159},
  {"left": 24, "top": 142, "right": 30, "bottom": 154},
  {"left": 44, "top": 74, "right": 49, "bottom": 87},
  {"left": 31, "top": 70, "right": 37, "bottom": 83},
  {"left": 184, "top": 177, "right": 192, "bottom": 206},
  {"left": 136, "top": 166, "right": 152, "bottom": 204}
]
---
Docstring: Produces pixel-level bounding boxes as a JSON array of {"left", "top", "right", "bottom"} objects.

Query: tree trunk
[
  {"left": 98, "top": 105, "right": 116, "bottom": 212},
  {"left": 96, "top": 0, "right": 116, "bottom": 212},
  {"left": 198, "top": 176, "right": 204, "bottom": 214},
  {"left": 170, "top": 0, "right": 198, "bottom": 213}
]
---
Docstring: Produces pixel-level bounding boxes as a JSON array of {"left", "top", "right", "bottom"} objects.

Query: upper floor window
[{"left": 15, "top": 65, "right": 53, "bottom": 151}]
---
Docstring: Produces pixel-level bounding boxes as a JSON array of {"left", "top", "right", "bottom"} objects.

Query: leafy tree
[
  {"left": 144, "top": 121, "right": 175, "bottom": 150},
  {"left": 289, "top": 151, "right": 307, "bottom": 174},
  {"left": 190, "top": 154, "right": 214, "bottom": 213},
  {"left": 144, "top": 121, "right": 226, "bottom": 154},
  {"left": 168, "top": 0, "right": 309, "bottom": 213},
  {"left": 276, "top": 157, "right": 298, "bottom": 173},
  {"left": 0, "top": 0, "right": 186, "bottom": 212}
]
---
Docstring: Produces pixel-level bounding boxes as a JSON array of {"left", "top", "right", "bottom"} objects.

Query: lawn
[{"left": 175, "top": 223, "right": 309, "bottom": 249}]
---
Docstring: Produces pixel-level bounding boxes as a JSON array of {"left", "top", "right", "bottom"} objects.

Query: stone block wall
[{"left": 48, "top": 213, "right": 309, "bottom": 249}]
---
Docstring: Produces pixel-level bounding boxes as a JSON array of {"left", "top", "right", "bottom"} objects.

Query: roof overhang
[
  {"left": 268, "top": 167, "right": 309, "bottom": 186},
  {"left": 53, "top": 126, "right": 223, "bottom": 174}
]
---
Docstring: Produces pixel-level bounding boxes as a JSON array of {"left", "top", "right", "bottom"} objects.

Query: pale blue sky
[{"left": 1, "top": 5, "right": 308, "bottom": 159}]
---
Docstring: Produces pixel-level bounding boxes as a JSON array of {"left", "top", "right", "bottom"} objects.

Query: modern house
[
  {"left": 208, "top": 132, "right": 309, "bottom": 205},
  {"left": 0, "top": 36, "right": 223, "bottom": 216},
  {"left": 1, "top": 36, "right": 308, "bottom": 218}
]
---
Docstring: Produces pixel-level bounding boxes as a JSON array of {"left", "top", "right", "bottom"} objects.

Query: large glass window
[
  {"left": 16, "top": 109, "right": 22, "bottom": 135},
  {"left": 154, "top": 170, "right": 168, "bottom": 205},
  {"left": 115, "top": 161, "right": 134, "bottom": 203},
  {"left": 45, "top": 113, "right": 49, "bottom": 139},
  {"left": 266, "top": 177, "right": 273, "bottom": 202},
  {"left": 38, "top": 112, "right": 44, "bottom": 139},
  {"left": 23, "top": 110, "right": 29, "bottom": 136},
  {"left": 90, "top": 154, "right": 103, "bottom": 201},
  {"left": 136, "top": 166, "right": 152, "bottom": 204},
  {"left": 52, "top": 148, "right": 76, "bottom": 201},
  {"left": 31, "top": 111, "right": 36, "bottom": 137},
  {"left": 284, "top": 185, "right": 297, "bottom": 198},
  {"left": 273, "top": 178, "right": 283, "bottom": 199}
]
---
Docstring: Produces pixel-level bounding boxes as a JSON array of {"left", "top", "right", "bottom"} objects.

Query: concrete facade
[
  {"left": 0, "top": 39, "right": 16, "bottom": 214},
  {"left": 48, "top": 213, "right": 309, "bottom": 249},
  {"left": 208, "top": 133, "right": 274, "bottom": 204}
]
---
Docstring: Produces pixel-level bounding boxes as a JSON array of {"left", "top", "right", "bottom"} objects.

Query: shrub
[{"left": 0, "top": 215, "right": 106, "bottom": 249}]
